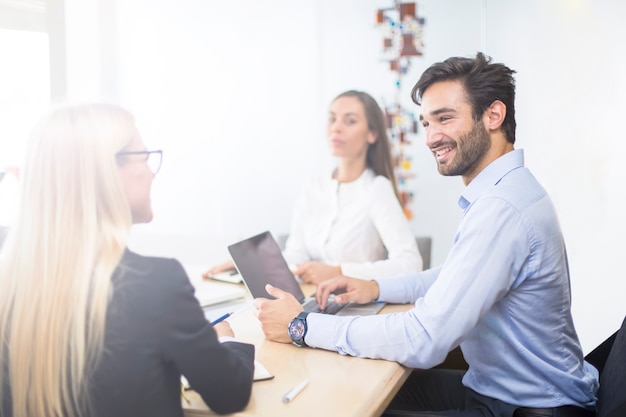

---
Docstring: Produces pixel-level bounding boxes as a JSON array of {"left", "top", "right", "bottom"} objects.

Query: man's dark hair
[{"left": 411, "top": 52, "right": 517, "bottom": 144}]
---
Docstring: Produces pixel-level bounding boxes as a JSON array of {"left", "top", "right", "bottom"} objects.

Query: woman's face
[
  {"left": 116, "top": 133, "right": 154, "bottom": 224},
  {"left": 327, "top": 96, "right": 376, "bottom": 162}
]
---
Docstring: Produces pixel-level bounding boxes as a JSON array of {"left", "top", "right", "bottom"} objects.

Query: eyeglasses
[{"left": 116, "top": 149, "right": 163, "bottom": 175}]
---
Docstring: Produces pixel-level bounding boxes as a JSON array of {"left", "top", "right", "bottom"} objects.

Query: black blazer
[{"left": 87, "top": 249, "right": 254, "bottom": 416}]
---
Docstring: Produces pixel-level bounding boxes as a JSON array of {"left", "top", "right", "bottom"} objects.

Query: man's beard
[{"left": 437, "top": 120, "right": 491, "bottom": 177}]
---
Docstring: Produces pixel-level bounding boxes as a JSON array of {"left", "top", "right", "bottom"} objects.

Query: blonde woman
[{"left": 0, "top": 103, "right": 254, "bottom": 417}]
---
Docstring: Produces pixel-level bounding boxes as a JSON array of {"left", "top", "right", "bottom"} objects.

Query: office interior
[{"left": 0, "top": 0, "right": 624, "bottom": 355}]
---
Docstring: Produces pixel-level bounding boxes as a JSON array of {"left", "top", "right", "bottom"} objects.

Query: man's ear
[{"left": 484, "top": 100, "right": 506, "bottom": 131}]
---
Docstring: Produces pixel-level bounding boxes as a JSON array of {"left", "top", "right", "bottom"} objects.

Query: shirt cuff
[
  {"left": 376, "top": 277, "right": 396, "bottom": 301},
  {"left": 304, "top": 313, "right": 332, "bottom": 350}
]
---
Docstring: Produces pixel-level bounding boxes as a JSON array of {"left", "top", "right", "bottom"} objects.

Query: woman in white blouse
[{"left": 206, "top": 91, "right": 422, "bottom": 284}]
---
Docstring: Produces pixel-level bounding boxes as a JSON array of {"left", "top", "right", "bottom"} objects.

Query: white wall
[
  {"left": 112, "top": 0, "right": 330, "bottom": 263},
  {"left": 57, "top": 0, "right": 625, "bottom": 352},
  {"left": 481, "top": 0, "right": 626, "bottom": 352}
]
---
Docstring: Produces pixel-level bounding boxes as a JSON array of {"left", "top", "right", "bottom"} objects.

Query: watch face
[{"left": 289, "top": 320, "right": 305, "bottom": 340}]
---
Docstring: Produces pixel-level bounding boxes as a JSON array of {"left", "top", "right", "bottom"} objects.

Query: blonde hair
[{"left": 0, "top": 103, "right": 137, "bottom": 417}]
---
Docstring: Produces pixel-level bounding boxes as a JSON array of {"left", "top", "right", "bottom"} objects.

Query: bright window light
[
  {"left": 0, "top": 28, "right": 50, "bottom": 225},
  {"left": 0, "top": 28, "right": 50, "bottom": 169}
]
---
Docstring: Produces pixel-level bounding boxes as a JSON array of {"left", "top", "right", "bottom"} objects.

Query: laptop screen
[{"left": 228, "top": 231, "right": 306, "bottom": 302}]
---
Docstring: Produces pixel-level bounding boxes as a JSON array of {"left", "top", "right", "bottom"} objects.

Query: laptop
[{"left": 227, "top": 231, "right": 385, "bottom": 316}]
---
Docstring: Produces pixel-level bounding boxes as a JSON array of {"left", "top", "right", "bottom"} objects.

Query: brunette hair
[{"left": 334, "top": 90, "right": 399, "bottom": 200}]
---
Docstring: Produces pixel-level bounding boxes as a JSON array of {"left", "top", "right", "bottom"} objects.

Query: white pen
[{"left": 282, "top": 378, "right": 309, "bottom": 403}]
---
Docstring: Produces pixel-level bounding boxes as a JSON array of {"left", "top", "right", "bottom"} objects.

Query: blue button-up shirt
[{"left": 306, "top": 149, "right": 598, "bottom": 408}]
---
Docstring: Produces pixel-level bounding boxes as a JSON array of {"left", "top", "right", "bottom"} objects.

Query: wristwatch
[{"left": 288, "top": 312, "right": 309, "bottom": 347}]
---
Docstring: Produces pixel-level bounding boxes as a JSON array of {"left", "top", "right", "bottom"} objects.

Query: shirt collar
[
  {"left": 330, "top": 167, "right": 375, "bottom": 185},
  {"left": 458, "top": 149, "right": 525, "bottom": 209}
]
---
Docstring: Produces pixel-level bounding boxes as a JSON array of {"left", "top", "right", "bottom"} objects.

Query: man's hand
[
  {"left": 316, "top": 276, "right": 380, "bottom": 310},
  {"left": 293, "top": 261, "right": 341, "bottom": 284},
  {"left": 253, "top": 284, "right": 304, "bottom": 343}
]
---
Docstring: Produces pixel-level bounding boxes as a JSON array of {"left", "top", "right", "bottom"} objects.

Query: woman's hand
[
  {"left": 293, "top": 262, "right": 341, "bottom": 285},
  {"left": 202, "top": 260, "right": 236, "bottom": 279},
  {"left": 213, "top": 321, "right": 235, "bottom": 338}
]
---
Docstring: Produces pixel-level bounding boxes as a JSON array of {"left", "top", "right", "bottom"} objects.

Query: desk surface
[{"left": 183, "top": 283, "right": 411, "bottom": 417}]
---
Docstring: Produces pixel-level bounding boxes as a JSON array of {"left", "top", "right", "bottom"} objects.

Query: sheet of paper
[
  {"left": 253, "top": 360, "right": 274, "bottom": 381},
  {"left": 192, "top": 280, "right": 246, "bottom": 307}
]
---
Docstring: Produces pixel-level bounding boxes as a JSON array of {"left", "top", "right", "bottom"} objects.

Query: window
[{"left": 0, "top": 27, "right": 50, "bottom": 225}]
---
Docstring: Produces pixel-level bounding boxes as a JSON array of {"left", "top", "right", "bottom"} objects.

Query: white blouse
[{"left": 282, "top": 168, "right": 422, "bottom": 279}]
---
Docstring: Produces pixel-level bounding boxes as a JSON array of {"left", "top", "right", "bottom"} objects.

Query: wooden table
[{"left": 183, "top": 284, "right": 411, "bottom": 417}]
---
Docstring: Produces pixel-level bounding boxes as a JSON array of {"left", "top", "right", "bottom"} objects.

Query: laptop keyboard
[{"left": 303, "top": 298, "right": 344, "bottom": 315}]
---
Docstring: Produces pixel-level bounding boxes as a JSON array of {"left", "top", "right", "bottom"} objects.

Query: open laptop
[{"left": 227, "top": 231, "right": 385, "bottom": 316}]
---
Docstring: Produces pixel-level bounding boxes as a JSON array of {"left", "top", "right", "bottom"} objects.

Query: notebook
[
  {"left": 227, "top": 231, "right": 385, "bottom": 316},
  {"left": 192, "top": 281, "right": 246, "bottom": 307},
  {"left": 181, "top": 359, "right": 272, "bottom": 388},
  {"left": 182, "top": 264, "right": 247, "bottom": 307}
]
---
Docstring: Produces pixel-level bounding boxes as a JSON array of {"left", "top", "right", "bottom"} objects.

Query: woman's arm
[
  {"left": 340, "top": 176, "right": 423, "bottom": 279},
  {"left": 159, "top": 260, "right": 255, "bottom": 415}
]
